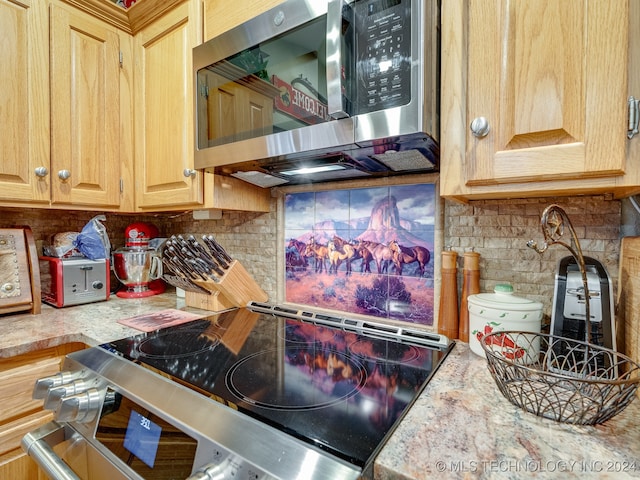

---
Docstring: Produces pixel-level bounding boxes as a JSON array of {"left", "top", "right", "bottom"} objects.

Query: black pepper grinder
[{"left": 438, "top": 248, "right": 459, "bottom": 339}]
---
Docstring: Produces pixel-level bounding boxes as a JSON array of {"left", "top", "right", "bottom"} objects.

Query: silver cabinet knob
[
  {"left": 58, "top": 170, "right": 71, "bottom": 181},
  {"left": 183, "top": 168, "right": 197, "bottom": 178},
  {"left": 470, "top": 117, "right": 490, "bottom": 138},
  {"left": 273, "top": 10, "right": 285, "bottom": 26},
  {"left": 34, "top": 166, "right": 49, "bottom": 178}
]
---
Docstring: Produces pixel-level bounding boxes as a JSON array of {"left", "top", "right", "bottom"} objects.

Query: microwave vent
[
  {"left": 231, "top": 171, "right": 289, "bottom": 188},
  {"left": 371, "top": 149, "right": 436, "bottom": 172}
]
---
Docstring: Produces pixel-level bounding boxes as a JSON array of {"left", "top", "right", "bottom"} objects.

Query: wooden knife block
[
  {"left": 186, "top": 260, "right": 268, "bottom": 312},
  {"left": 0, "top": 227, "right": 41, "bottom": 316}
]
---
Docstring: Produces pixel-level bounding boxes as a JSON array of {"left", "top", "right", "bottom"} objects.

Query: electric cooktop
[{"left": 101, "top": 302, "right": 454, "bottom": 477}]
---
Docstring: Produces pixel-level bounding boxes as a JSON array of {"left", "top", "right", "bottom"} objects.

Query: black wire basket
[{"left": 481, "top": 331, "right": 640, "bottom": 425}]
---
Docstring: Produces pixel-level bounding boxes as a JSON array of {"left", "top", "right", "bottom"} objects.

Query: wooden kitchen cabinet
[
  {"left": 0, "top": 0, "right": 272, "bottom": 213},
  {"left": 0, "top": 0, "right": 133, "bottom": 211},
  {"left": 50, "top": 2, "right": 129, "bottom": 209},
  {"left": 440, "top": 0, "right": 640, "bottom": 201},
  {"left": 0, "top": 0, "right": 50, "bottom": 206},
  {"left": 203, "top": 0, "right": 285, "bottom": 42},
  {"left": 133, "top": 0, "right": 214, "bottom": 211},
  {"left": 0, "top": 343, "right": 86, "bottom": 480}
]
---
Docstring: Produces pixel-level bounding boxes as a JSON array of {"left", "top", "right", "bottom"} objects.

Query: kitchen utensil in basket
[
  {"left": 481, "top": 331, "right": 640, "bottom": 424},
  {"left": 480, "top": 204, "right": 640, "bottom": 425}
]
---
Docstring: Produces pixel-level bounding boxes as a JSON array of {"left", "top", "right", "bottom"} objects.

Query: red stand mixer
[{"left": 112, "top": 222, "right": 166, "bottom": 298}]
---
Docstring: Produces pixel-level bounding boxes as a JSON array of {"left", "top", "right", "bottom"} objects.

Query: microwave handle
[{"left": 326, "top": 0, "right": 349, "bottom": 119}]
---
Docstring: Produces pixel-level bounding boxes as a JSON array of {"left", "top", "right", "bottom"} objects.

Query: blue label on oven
[{"left": 123, "top": 410, "right": 162, "bottom": 469}]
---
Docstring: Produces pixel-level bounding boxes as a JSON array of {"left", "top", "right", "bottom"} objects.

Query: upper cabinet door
[
  {"left": 203, "top": 0, "right": 284, "bottom": 41},
  {"left": 0, "top": 0, "right": 49, "bottom": 205},
  {"left": 50, "top": 3, "right": 122, "bottom": 208},
  {"left": 134, "top": 0, "right": 207, "bottom": 210},
  {"left": 465, "top": 0, "right": 628, "bottom": 186}
]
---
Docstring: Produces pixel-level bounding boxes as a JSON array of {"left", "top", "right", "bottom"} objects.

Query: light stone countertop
[
  {"left": 2, "top": 295, "right": 639, "bottom": 479},
  {"left": 374, "top": 342, "right": 640, "bottom": 480},
  {"left": 0, "top": 293, "right": 199, "bottom": 358}
]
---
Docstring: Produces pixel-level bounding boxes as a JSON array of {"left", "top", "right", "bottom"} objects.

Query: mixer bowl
[{"left": 113, "top": 247, "right": 162, "bottom": 298}]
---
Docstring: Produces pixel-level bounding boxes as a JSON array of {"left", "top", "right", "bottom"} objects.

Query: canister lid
[{"left": 467, "top": 283, "right": 543, "bottom": 311}]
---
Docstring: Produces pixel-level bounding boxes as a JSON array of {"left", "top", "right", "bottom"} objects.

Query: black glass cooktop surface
[{"left": 102, "top": 308, "right": 453, "bottom": 469}]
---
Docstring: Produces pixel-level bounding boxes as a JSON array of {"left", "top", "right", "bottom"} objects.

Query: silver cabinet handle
[
  {"left": 35, "top": 166, "right": 49, "bottom": 178},
  {"left": 470, "top": 117, "right": 490, "bottom": 138},
  {"left": 58, "top": 170, "right": 71, "bottom": 181},
  {"left": 184, "top": 168, "right": 197, "bottom": 178}
]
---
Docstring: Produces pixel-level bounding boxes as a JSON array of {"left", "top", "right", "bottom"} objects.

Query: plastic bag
[
  {"left": 44, "top": 231, "right": 80, "bottom": 257},
  {"left": 73, "top": 215, "right": 111, "bottom": 260}
]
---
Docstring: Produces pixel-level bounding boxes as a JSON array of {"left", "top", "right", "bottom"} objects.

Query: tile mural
[{"left": 284, "top": 183, "right": 436, "bottom": 325}]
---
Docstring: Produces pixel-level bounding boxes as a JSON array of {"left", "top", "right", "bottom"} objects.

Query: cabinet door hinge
[
  {"left": 200, "top": 84, "right": 209, "bottom": 98},
  {"left": 628, "top": 96, "right": 639, "bottom": 139},
  {"left": 119, "top": 51, "right": 123, "bottom": 68}
]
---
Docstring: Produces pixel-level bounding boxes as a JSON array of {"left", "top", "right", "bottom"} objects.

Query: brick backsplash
[
  {"left": 443, "top": 195, "right": 621, "bottom": 323},
  {"left": 0, "top": 194, "right": 621, "bottom": 323},
  {"left": 162, "top": 204, "right": 278, "bottom": 297},
  {"left": 0, "top": 204, "right": 278, "bottom": 299}
]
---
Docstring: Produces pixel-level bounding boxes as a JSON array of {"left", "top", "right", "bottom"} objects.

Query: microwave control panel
[{"left": 355, "top": 0, "right": 412, "bottom": 113}]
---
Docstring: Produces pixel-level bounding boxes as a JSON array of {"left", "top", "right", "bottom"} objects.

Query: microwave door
[
  {"left": 194, "top": 0, "right": 357, "bottom": 170},
  {"left": 194, "top": 0, "right": 362, "bottom": 170}
]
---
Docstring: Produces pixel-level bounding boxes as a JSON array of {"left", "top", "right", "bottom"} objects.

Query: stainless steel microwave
[{"left": 193, "top": 0, "right": 440, "bottom": 187}]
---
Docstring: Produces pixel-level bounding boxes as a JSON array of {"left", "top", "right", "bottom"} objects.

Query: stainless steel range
[{"left": 23, "top": 302, "right": 453, "bottom": 480}]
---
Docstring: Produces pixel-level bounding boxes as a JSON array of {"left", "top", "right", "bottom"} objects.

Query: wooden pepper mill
[
  {"left": 458, "top": 250, "right": 481, "bottom": 342},
  {"left": 438, "top": 249, "right": 459, "bottom": 339}
]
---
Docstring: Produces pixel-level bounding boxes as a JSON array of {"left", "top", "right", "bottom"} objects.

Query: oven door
[{"left": 22, "top": 421, "right": 130, "bottom": 480}]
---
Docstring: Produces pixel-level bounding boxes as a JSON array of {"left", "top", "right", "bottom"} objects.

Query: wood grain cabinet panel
[
  {"left": 50, "top": 3, "right": 123, "bottom": 208},
  {"left": 0, "top": 0, "right": 133, "bottom": 211},
  {"left": 0, "top": 0, "right": 49, "bottom": 205},
  {"left": 0, "top": 343, "right": 86, "bottom": 479},
  {"left": 134, "top": 0, "right": 213, "bottom": 210},
  {"left": 440, "top": 0, "right": 640, "bottom": 200},
  {"left": 203, "top": 0, "right": 285, "bottom": 42}
]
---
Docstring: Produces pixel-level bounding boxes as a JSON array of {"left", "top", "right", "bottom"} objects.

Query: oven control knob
[
  {"left": 187, "top": 460, "right": 271, "bottom": 480},
  {"left": 187, "top": 464, "right": 221, "bottom": 480},
  {"left": 33, "top": 371, "right": 82, "bottom": 399},
  {"left": 55, "top": 388, "right": 102, "bottom": 423},
  {"left": 44, "top": 379, "right": 90, "bottom": 410}
]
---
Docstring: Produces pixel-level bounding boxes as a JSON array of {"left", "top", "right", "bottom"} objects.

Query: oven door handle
[{"left": 22, "top": 421, "right": 81, "bottom": 480}]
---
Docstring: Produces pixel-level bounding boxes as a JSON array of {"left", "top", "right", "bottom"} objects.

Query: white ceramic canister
[{"left": 468, "top": 284, "right": 544, "bottom": 361}]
